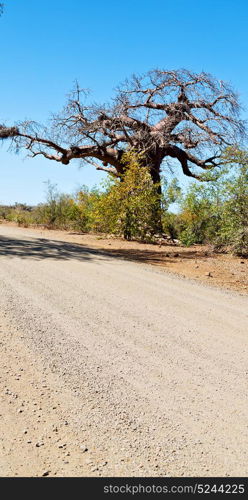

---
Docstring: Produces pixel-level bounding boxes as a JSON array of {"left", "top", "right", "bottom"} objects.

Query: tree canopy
[{"left": 0, "top": 69, "right": 245, "bottom": 185}]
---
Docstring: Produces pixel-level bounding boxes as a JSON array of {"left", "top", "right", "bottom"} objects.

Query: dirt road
[{"left": 0, "top": 225, "right": 247, "bottom": 477}]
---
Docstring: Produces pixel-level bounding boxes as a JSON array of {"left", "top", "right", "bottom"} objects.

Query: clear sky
[{"left": 0, "top": 0, "right": 247, "bottom": 205}]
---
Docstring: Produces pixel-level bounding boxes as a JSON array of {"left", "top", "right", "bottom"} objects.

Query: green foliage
[
  {"left": 31, "top": 181, "right": 97, "bottom": 231},
  {"left": 5, "top": 209, "right": 33, "bottom": 227},
  {"left": 162, "top": 211, "right": 179, "bottom": 240},
  {"left": 168, "top": 149, "right": 248, "bottom": 255},
  {"left": 216, "top": 150, "right": 248, "bottom": 255},
  {"left": 0, "top": 149, "right": 247, "bottom": 255},
  {"left": 177, "top": 182, "right": 223, "bottom": 245},
  {"left": 90, "top": 151, "right": 163, "bottom": 240},
  {"left": 37, "top": 181, "right": 75, "bottom": 229},
  {"left": 165, "top": 178, "right": 182, "bottom": 205},
  {"left": 74, "top": 186, "right": 101, "bottom": 232}
]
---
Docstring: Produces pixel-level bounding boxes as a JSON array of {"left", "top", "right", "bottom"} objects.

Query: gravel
[{"left": 0, "top": 225, "right": 248, "bottom": 477}]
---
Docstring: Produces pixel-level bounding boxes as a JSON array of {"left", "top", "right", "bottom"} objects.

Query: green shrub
[
  {"left": 1, "top": 148, "right": 247, "bottom": 256},
  {"left": 89, "top": 152, "right": 163, "bottom": 240}
]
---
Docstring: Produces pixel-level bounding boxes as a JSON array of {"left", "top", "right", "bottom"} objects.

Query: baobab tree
[{"left": 0, "top": 69, "right": 245, "bottom": 189}]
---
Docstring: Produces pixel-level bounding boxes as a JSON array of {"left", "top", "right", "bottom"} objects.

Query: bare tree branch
[{"left": 1, "top": 68, "right": 245, "bottom": 183}]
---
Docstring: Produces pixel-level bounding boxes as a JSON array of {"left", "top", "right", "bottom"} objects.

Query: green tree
[
  {"left": 217, "top": 149, "right": 248, "bottom": 255},
  {"left": 91, "top": 152, "right": 163, "bottom": 240},
  {"left": 74, "top": 186, "right": 101, "bottom": 232},
  {"left": 177, "top": 181, "right": 223, "bottom": 245},
  {"left": 173, "top": 148, "right": 248, "bottom": 254}
]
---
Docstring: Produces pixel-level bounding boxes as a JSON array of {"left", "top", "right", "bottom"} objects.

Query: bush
[
  {"left": 90, "top": 152, "right": 163, "bottom": 240},
  {"left": 172, "top": 149, "right": 248, "bottom": 255},
  {"left": 216, "top": 153, "right": 248, "bottom": 255},
  {"left": 1, "top": 148, "right": 247, "bottom": 256}
]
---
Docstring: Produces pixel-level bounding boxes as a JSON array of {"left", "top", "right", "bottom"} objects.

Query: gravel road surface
[{"left": 0, "top": 225, "right": 247, "bottom": 477}]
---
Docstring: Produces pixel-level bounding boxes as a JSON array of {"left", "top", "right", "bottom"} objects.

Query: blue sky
[{"left": 0, "top": 0, "right": 247, "bottom": 204}]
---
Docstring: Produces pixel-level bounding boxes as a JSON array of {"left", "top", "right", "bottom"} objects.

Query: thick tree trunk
[{"left": 149, "top": 163, "right": 163, "bottom": 235}]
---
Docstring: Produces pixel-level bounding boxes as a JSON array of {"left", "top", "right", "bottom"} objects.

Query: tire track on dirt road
[{"left": 0, "top": 226, "right": 247, "bottom": 476}]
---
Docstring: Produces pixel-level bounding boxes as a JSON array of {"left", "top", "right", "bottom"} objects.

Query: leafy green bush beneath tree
[
  {"left": 173, "top": 149, "right": 248, "bottom": 256},
  {"left": 89, "top": 152, "right": 163, "bottom": 241},
  {"left": 0, "top": 149, "right": 247, "bottom": 256}
]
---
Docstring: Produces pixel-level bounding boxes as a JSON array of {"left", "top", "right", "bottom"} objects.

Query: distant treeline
[{"left": 1, "top": 150, "right": 247, "bottom": 256}]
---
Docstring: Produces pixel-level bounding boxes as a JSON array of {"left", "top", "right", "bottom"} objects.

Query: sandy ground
[
  {"left": 0, "top": 224, "right": 248, "bottom": 477},
  {"left": 2, "top": 221, "right": 247, "bottom": 294}
]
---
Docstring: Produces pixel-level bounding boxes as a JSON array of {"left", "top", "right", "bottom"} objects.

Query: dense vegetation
[
  {"left": 1, "top": 149, "right": 247, "bottom": 256},
  {"left": 1, "top": 68, "right": 247, "bottom": 255}
]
